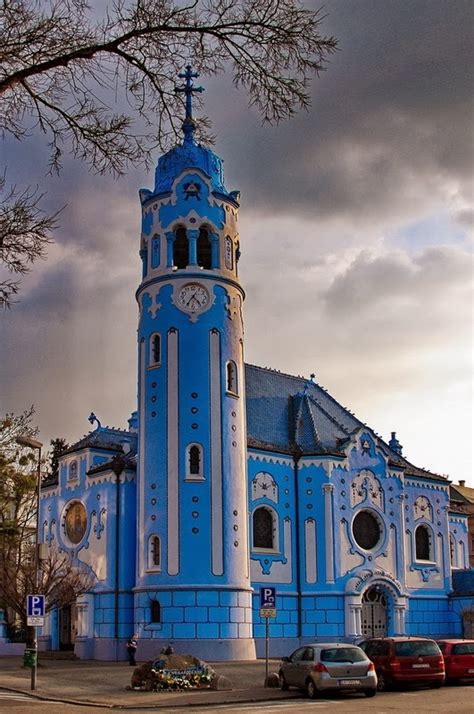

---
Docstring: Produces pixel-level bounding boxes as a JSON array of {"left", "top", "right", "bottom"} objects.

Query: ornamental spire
[{"left": 174, "top": 65, "right": 204, "bottom": 143}]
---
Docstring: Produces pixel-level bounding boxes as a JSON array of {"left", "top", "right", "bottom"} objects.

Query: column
[
  {"left": 211, "top": 233, "right": 220, "bottom": 269},
  {"left": 165, "top": 231, "right": 174, "bottom": 267},
  {"left": 188, "top": 229, "right": 198, "bottom": 265},
  {"left": 323, "top": 483, "right": 335, "bottom": 583}
]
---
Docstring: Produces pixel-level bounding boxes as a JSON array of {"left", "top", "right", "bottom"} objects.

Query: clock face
[{"left": 177, "top": 283, "right": 210, "bottom": 313}]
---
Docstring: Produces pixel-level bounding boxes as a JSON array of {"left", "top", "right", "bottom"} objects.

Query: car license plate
[
  {"left": 412, "top": 663, "right": 429, "bottom": 668},
  {"left": 339, "top": 679, "right": 360, "bottom": 685}
]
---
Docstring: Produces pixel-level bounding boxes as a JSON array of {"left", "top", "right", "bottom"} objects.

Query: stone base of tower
[
  {"left": 137, "top": 637, "right": 256, "bottom": 662},
  {"left": 133, "top": 587, "right": 256, "bottom": 661}
]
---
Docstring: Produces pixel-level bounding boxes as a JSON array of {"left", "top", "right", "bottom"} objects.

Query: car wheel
[
  {"left": 376, "top": 671, "right": 388, "bottom": 691},
  {"left": 364, "top": 688, "right": 377, "bottom": 697},
  {"left": 306, "top": 678, "right": 319, "bottom": 699},
  {"left": 278, "top": 672, "right": 289, "bottom": 691}
]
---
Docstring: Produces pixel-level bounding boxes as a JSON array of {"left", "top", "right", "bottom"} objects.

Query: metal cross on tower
[{"left": 175, "top": 65, "right": 204, "bottom": 142}]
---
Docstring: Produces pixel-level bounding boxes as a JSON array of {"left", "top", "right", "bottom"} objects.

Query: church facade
[{"left": 39, "top": 71, "right": 471, "bottom": 661}]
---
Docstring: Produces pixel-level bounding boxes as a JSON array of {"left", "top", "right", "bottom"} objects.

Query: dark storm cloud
[{"left": 211, "top": 0, "right": 474, "bottom": 222}]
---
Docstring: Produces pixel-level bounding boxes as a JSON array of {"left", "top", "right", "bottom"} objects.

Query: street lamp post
[{"left": 16, "top": 435, "right": 43, "bottom": 691}]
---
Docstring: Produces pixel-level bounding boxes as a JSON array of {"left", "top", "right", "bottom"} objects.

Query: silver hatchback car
[{"left": 279, "top": 642, "right": 378, "bottom": 698}]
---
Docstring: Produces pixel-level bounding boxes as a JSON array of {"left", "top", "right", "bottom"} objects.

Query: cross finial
[{"left": 175, "top": 65, "right": 204, "bottom": 142}]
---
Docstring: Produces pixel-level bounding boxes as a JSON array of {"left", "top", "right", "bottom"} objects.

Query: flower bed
[{"left": 130, "top": 653, "right": 216, "bottom": 691}]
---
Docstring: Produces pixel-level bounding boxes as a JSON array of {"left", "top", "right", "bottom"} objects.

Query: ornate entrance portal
[{"left": 361, "top": 587, "right": 387, "bottom": 637}]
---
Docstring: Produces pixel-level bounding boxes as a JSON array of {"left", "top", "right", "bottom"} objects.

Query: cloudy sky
[{"left": 1, "top": 0, "right": 473, "bottom": 486}]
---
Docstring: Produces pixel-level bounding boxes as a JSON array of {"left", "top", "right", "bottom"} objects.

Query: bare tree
[
  {"left": 0, "top": 179, "right": 58, "bottom": 307},
  {"left": 0, "top": 410, "right": 94, "bottom": 635},
  {"left": 0, "top": 0, "right": 337, "bottom": 305}
]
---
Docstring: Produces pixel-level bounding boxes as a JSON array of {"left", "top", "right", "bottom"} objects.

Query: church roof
[
  {"left": 62, "top": 426, "right": 137, "bottom": 456},
  {"left": 245, "top": 364, "right": 447, "bottom": 482}
]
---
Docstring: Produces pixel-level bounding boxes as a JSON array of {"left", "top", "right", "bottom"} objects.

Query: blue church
[{"left": 39, "top": 70, "right": 472, "bottom": 661}]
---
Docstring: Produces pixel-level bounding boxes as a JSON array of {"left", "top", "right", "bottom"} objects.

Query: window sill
[
  {"left": 184, "top": 475, "right": 205, "bottom": 482},
  {"left": 145, "top": 567, "right": 161, "bottom": 573},
  {"left": 226, "top": 391, "right": 239, "bottom": 399},
  {"left": 252, "top": 547, "right": 279, "bottom": 555},
  {"left": 147, "top": 364, "right": 161, "bottom": 370}
]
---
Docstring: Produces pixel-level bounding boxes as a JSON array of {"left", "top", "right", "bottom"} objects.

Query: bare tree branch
[{"left": 0, "top": 0, "right": 337, "bottom": 304}]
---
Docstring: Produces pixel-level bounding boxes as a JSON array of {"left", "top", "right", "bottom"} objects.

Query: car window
[
  {"left": 320, "top": 647, "right": 367, "bottom": 663},
  {"left": 363, "top": 640, "right": 389, "bottom": 656},
  {"left": 394, "top": 641, "right": 440, "bottom": 656},
  {"left": 452, "top": 643, "right": 474, "bottom": 655},
  {"left": 302, "top": 647, "right": 314, "bottom": 661},
  {"left": 290, "top": 647, "right": 306, "bottom": 662}
]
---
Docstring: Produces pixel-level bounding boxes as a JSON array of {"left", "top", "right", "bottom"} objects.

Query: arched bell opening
[{"left": 197, "top": 227, "right": 212, "bottom": 269}]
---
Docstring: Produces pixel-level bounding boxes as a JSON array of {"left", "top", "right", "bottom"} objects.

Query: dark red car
[
  {"left": 359, "top": 637, "right": 445, "bottom": 690},
  {"left": 436, "top": 640, "right": 474, "bottom": 684}
]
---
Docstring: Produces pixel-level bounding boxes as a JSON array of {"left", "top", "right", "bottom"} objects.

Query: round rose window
[
  {"left": 64, "top": 501, "right": 87, "bottom": 544},
  {"left": 352, "top": 510, "right": 381, "bottom": 550}
]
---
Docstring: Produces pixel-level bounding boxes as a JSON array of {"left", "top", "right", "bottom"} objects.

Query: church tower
[{"left": 134, "top": 68, "right": 255, "bottom": 660}]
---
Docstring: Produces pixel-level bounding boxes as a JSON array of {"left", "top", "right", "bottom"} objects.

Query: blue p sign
[
  {"left": 260, "top": 586, "right": 276, "bottom": 609},
  {"left": 27, "top": 594, "right": 45, "bottom": 618}
]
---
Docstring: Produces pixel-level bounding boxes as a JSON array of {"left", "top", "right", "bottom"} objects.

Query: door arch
[{"left": 361, "top": 587, "right": 387, "bottom": 638}]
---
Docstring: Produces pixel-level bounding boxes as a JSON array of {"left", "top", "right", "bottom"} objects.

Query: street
[{"left": 0, "top": 684, "right": 473, "bottom": 714}]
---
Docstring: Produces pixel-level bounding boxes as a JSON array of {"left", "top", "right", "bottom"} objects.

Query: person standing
[{"left": 126, "top": 635, "right": 138, "bottom": 666}]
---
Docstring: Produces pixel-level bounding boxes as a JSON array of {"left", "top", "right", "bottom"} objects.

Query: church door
[
  {"left": 361, "top": 588, "right": 387, "bottom": 638},
  {"left": 59, "top": 604, "right": 77, "bottom": 650}
]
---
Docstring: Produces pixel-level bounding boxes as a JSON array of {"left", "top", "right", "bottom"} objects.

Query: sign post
[
  {"left": 26, "top": 594, "right": 45, "bottom": 690},
  {"left": 259, "top": 587, "right": 277, "bottom": 686}
]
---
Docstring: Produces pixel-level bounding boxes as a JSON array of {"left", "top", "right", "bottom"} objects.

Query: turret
[{"left": 134, "top": 68, "right": 255, "bottom": 661}]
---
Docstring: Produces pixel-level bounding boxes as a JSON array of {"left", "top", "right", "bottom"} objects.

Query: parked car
[
  {"left": 436, "top": 639, "right": 474, "bottom": 684},
  {"left": 278, "top": 642, "right": 377, "bottom": 698},
  {"left": 359, "top": 636, "right": 445, "bottom": 690}
]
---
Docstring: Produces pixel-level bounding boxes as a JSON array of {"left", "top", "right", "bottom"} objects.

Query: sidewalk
[{"left": 0, "top": 656, "right": 303, "bottom": 709}]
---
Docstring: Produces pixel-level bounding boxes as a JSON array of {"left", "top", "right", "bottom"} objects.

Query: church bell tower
[{"left": 134, "top": 68, "right": 255, "bottom": 660}]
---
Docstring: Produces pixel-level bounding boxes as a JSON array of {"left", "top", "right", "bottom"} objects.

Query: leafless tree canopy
[
  {"left": 0, "top": 409, "right": 94, "bottom": 629},
  {"left": 0, "top": 0, "right": 337, "bottom": 306},
  {"left": 1, "top": 0, "right": 337, "bottom": 174},
  {"left": 0, "top": 178, "right": 58, "bottom": 307}
]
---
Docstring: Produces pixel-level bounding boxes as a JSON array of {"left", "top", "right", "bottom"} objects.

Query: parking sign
[
  {"left": 27, "top": 594, "right": 45, "bottom": 626},
  {"left": 259, "top": 587, "right": 276, "bottom": 618}
]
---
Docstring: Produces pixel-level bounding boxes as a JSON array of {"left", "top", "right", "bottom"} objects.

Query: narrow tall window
[
  {"left": 186, "top": 443, "right": 204, "bottom": 480},
  {"left": 69, "top": 461, "right": 78, "bottom": 481},
  {"left": 224, "top": 236, "right": 233, "bottom": 270},
  {"left": 226, "top": 361, "right": 238, "bottom": 394},
  {"left": 415, "top": 524, "right": 432, "bottom": 560},
  {"left": 150, "top": 599, "right": 161, "bottom": 623},
  {"left": 150, "top": 333, "right": 161, "bottom": 366},
  {"left": 190, "top": 445, "right": 200, "bottom": 475},
  {"left": 253, "top": 507, "right": 275, "bottom": 549},
  {"left": 450, "top": 536, "right": 456, "bottom": 567},
  {"left": 147, "top": 535, "right": 161, "bottom": 570},
  {"left": 197, "top": 227, "right": 212, "bottom": 269},
  {"left": 173, "top": 227, "right": 188, "bottom": 268},
  {"left": 152, "top": 536, "right": 160, "bottom": 567}
]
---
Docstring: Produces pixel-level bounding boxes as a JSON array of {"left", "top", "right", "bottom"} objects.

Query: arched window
[
  {"left": 415, "top": 524, "right": 433, "bottom": 561},
  {"left": 69, "top": 461, "right": 78, "bottom": 481},
  {"left": 173, "top": 226, "right": 188, "bottom": 268},
  {"left": 150, "top": 333, "right": 161, "bottom": 366},
  {"left": 253, "top": 507, "right": 276, "bottom": 550},
  {"left": 226, "top": 361, "right": 238, "bottom": 395},
  {"left": 450, "top": 535, "right": 456, "bottom": 567},
  {"left": 186, "top": 443, "right": 204, "bottom": 480},
  {"left": 147, "top": 535, "right": 161, "bottom": 570},
  {"left": 150, "top": 599, "right": 161, "bottom": 623},
  {"left": 197, "top": 227, "right": 212, "bottom": 269}
]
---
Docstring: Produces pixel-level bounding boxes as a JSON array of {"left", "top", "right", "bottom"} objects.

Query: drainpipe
[
  {"left": 111, "top": 455, "right": 125, "bottom": 661},
  {"left": 293, "top": 449, "right": 302, "bottom": 639}
]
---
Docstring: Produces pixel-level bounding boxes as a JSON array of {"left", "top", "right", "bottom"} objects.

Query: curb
[{"left": 0, "top": 685, "right": 303, "bottom": 710}]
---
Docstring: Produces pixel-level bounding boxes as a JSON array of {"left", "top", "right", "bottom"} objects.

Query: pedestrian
[{"left": 126, "top": 635, "right": 138, "bottom": 666}]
